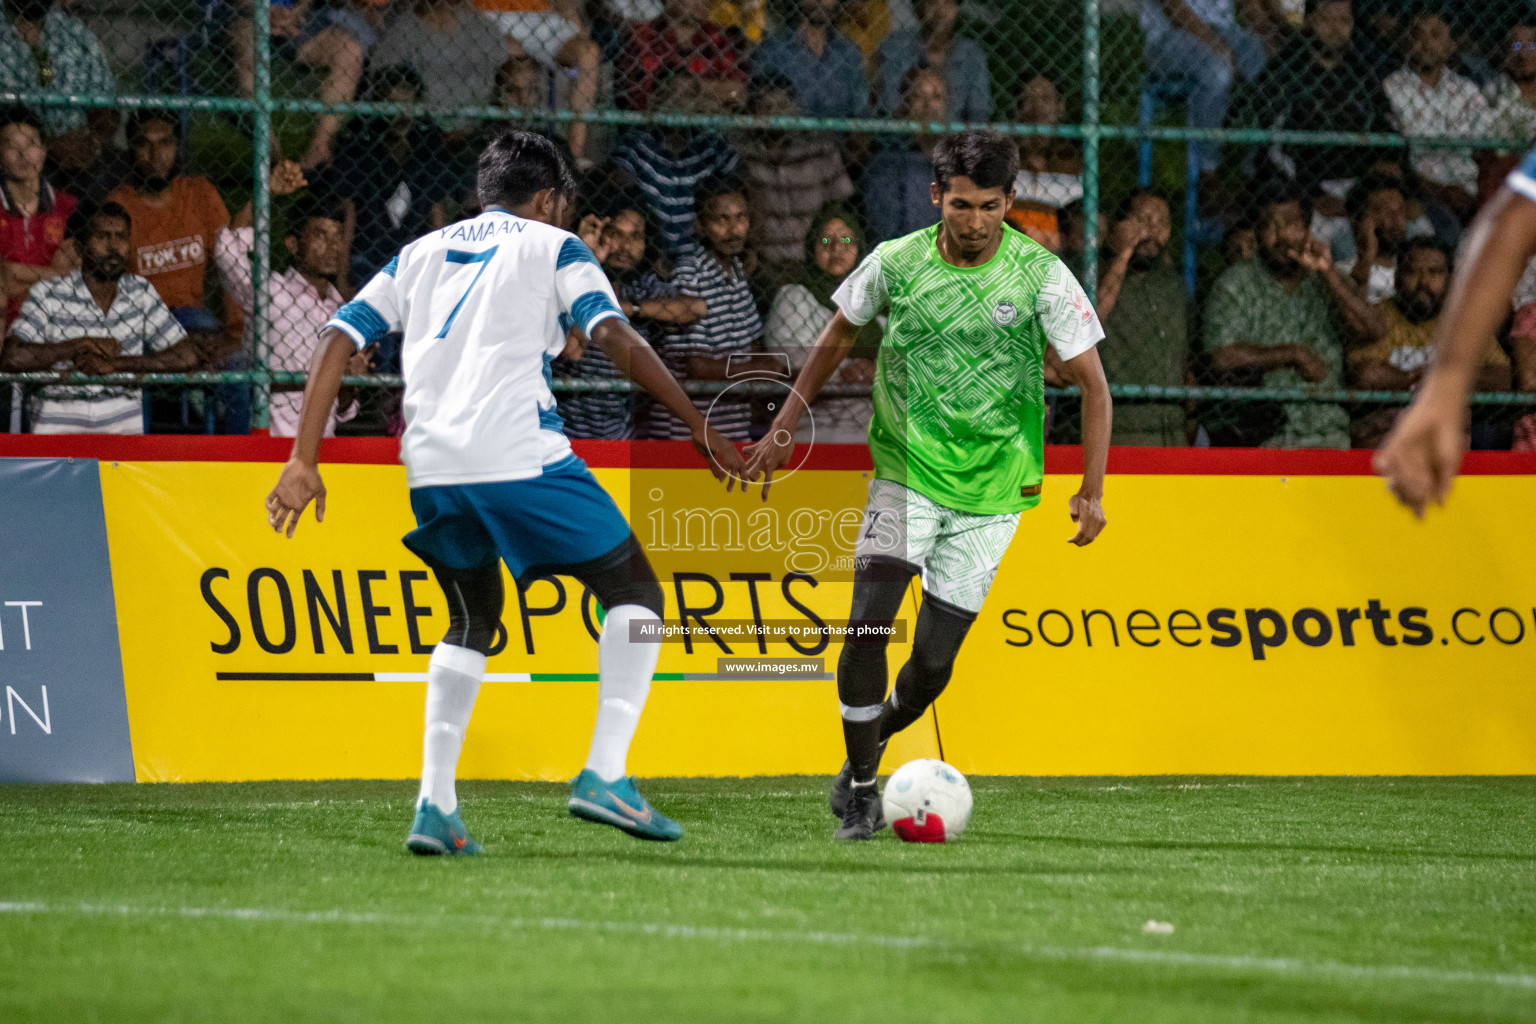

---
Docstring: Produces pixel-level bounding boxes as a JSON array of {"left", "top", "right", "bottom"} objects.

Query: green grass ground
[{"left": 0, "top": 777, "right": 1531, "bottom": 1022}]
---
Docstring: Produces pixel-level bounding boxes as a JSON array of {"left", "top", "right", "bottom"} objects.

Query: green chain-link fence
[{"left": 0, "top": 0, "right": 1534, "bottom": 446}]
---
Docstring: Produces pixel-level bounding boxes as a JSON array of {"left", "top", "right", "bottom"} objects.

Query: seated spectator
[
  {"left": 226, "top": 0, "right": 384, "bottom": 171},
  {"left": 1247, "top": 0, "right": 1394, "bottom": 195},
  {"left": 1331, "top": 154, "right": 1459, "bottom": 258},
  {"left": 1383, "top": 6, "right": 1487, "bottom": 221},
  {"left": 372, "top": 0, "right": 519, "bottom": 134},
  {"left": 1346, "top": 238, "right": 1509, "bottom": 447},
  {"left": 862, "top": 67, "right": 946, "bottom": 244},
  {"left": 218, "top": 182, "right": 369, "bottom": 437},
  {"left": 1094, "top": 189, "right": 1190, "bottom": 447},
  {"left": 841, "top": 0, "right": 916, "bottom": 61},
  {"left": 475, "top": 0, "right": 599, "bottom": 162},
  {"left": 0, "top": 105, "right": 76, "bottom": 326},
  {"left": 1351, "top": 0, "right": 1402, "bottom": 82},
  {"left": 1138, "top": 0, "right": 1266, "bottom": 187},
  {"left": 646, "top": 175, "right": 781, "bottom": 439},
  {"left": 1480, "top": 16, "right": 1536, "bottom": 197},
  {"left": 620, "top": 0, "right": 749, "bottom": 112},
  {"left": 323, "top": 65, "right": 451, "bottom": 285},
  {"left": 0, "top": 199, "right": 195, "bottom": 433},
  {"left": 1335, "top": 171, "right": 1407, "bottom": 303},
  {"left": 876, "top": 0, "right": 990, "bottom": 122},
  {"left": 108, "top": 112, "right": 232, "bottom": 327},
  {"left": 1007, "top": 74, "right": 1083, "bottom": 250},
  {"left": 753, "top": 0, "right": 870, "bottom": 121},
  {"left": 555, "top": 199, "right": 703, "bottom": 438},
  {"left": 0, "top": 0, "right": 113, "bottom": 164},
  {"left": 611, "top": 71, "right": 740, "bottom": 255},
  {"left": 48, "top": 108, "right": 127, "bottom": 204},
  {"left": 764, "top": 204, "right": 879, "bottom": 443},
  {"left": 1202, "top": 184, "right": 1349, "bottom": 449},
  {"left": 737, "top": 74, "right": 854, "bottom": 270}
]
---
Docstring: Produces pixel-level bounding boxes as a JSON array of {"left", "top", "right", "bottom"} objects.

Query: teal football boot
[
  {"left": 405, "top": 799, "right": 483, "bottom": 856},
  {"left": 568, "top": 769, "right": 683, "bottom": 842}
]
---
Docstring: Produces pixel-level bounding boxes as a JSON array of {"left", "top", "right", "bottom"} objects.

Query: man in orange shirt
[
  {"left": 108, "top": 110, "right": 242, "bottom": 430},
  {"left": 108, "top": 111, "right": 230, "bottom": 320}
]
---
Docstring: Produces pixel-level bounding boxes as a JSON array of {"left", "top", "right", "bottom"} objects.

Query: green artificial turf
[{"left": 0, "top": 776, "right": 1531, "bottom": 1022}]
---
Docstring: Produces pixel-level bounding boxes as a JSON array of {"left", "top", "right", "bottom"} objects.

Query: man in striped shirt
[
  {"left": 610, "top": 70, "right": 739, "bottom": 257},
  {"left": 0, "top": 199, "right": 193, "bottom": 433},
  {"left": 646, "top": 175, "right": 784, "bottom": 440},
  {"left": 555, "top": 203, "right": 704, "bottom": 439}
]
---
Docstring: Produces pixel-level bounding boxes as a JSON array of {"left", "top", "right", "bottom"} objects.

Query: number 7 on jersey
[{"left": 435, "top": 246, "right": 500, "bottom": 338}]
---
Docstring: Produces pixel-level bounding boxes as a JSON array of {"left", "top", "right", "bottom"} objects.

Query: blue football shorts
[{"left": 403, "top": 455, "right": 631, "bottom": 582}]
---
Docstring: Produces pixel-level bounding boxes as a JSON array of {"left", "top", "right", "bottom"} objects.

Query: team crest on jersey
[{"left": 992, "top": 301, "right": 1018, "bottom": 327}]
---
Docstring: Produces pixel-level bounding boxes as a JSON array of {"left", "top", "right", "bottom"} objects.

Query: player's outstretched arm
[
  {"left": 742, "top": 310, "right": 863, "bottom": 500},
  {"left": 266, "top": 327, "right": 353, "bottom": 538},
  {"left": 1063, "top": 346, "right": 1111, "bottom": 546},
  {"left": 1376, "top": 189, "right": 1536, "bottom": 516},
  {"left": 588, "top": 317, "right": 748, "bottom": 487}
]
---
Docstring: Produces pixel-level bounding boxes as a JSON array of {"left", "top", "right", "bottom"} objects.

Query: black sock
[
  {"left": 876, "top": 592, "right": 978, "bottom": 744},
  {"left": 837, "top": 558, "right": 915, "bottom": 783},
  {"left": 878, "top": 664, "right": 929, "bottom": 742},
  {"left": 842, "top": 717, "right": 884, "bottom": 785}
]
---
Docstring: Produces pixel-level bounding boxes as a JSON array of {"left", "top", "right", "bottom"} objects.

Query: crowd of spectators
[{"left": 1, "top": 0, "right": 1536, "bottom": 448}]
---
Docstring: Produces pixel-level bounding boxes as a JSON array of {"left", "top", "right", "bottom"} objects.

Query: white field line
[{"left": 0, "top": 900, "right": 1531, "bottom": 992}]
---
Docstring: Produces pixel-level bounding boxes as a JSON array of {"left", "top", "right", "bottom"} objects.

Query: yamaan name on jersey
[{"left": 441, "top": 218, "right": 530, "bottom": 243}]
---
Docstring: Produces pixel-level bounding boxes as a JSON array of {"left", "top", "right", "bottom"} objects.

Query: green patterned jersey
[{"left": 833, "top": 224, "right": 1103, "bottom": 514}]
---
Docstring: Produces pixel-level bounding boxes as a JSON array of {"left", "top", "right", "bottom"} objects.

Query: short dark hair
[
  {"left": 694, "top": 174, "right": 747, "bottom": 214},
  {"left": 1408, "top": 2, "right": 1449, "bottom": 28},
  {"left": 1304, "top": 0, "right": 1349, "bottom": 17},
  {"left": 126, "top": 109, "right": 179, "bottom": 144},
  {"left": 932, "top": 128, "right": 1019, "bottom": 195},
  {"left": 1402, "top": 235, "right": 1453, "bottom": 266},
  {"left": 1114, "top": 186, "right": 1170, "bottom": 223},
  {"left": 68, "top": 198, "right": 131, "bottom": 241},
  {"left": 476, "top": 130, "right": 575, "bottom": 210},
  {"left": 1254, "top": 180, "right": 1313, "bottom": 227},
  {"left": 1346, "top": 170, "right": 1406, "bottom": 221},
  {"left": 361, "top": 63, "right": 424, "bottom": 104},
  {"left": 285, "top": 193, "right": 347, "bottom": 239},
  {"left": 0, "top": 104, "right": 41, "bottom": 137}
]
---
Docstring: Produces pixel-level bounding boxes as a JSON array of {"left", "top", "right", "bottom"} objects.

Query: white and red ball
[{"left": 882, "top": 759, "right": 972, "bottom": 842}]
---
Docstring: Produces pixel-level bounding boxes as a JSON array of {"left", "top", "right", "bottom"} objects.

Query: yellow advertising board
[{"left": 97, "top": 456, "right": 1536, "bottom": 782}]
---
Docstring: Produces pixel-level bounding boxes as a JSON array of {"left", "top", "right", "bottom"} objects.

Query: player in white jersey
[
  {"left": 1378, "top": 147, "right": 1536, "bottom": 511},
  {"left": 265, "top": 131, "right": 746, "bottom": 853}
]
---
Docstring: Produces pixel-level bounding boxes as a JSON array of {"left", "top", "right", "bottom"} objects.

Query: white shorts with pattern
[{"left": 852, "top": 479, "right": 1021, "bottom": 615}]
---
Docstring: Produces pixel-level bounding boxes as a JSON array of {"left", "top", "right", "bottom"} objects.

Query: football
[{"left": 882, "top": 759, "right": 973, "bottom": 843}]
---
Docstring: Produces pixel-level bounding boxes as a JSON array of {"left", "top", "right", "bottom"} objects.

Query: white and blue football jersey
[
  {"left": 326, "top": 208, "right": 628, "bottom": 488},
  {"left": 1507, "top": 147, "right": 1536, "bottom": 204}
]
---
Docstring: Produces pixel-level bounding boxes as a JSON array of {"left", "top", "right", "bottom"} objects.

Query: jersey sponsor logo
[
  {"left": 136, "top": 235, "right": 205, "bottom": 276},
  {"left": 992, "top": 301, "right": 1018, "bottom": 327}
]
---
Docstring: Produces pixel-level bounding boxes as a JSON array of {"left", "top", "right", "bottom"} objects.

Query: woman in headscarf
[{"left": 764, "top": 203, "right": 881, "bottom": 443}]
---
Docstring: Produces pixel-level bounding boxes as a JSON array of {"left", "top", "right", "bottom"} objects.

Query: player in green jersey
[{"left": 743, "top": 129, "right": 1113, "bottom": 840}]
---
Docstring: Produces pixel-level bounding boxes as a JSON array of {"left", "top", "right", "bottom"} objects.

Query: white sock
[
  {"left": 584, "top": 604, "right": 661, "bottom": 782},
  {"left": 418, "top": 643, "right": 485, "bottom": 815}
]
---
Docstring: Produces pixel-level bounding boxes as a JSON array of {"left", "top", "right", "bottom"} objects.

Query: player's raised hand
[
  {"left": 266, "top": 458, "right": 327, "bottom": 538},
  {"left": 742, "top": 428, "right": 795, "bottom": 501},
  {"left": 1374, "top": 387, "right": 1466, "bottom": 517},
  {"left": 692, "top": 423, "right": 747, "bottom": 489},
  {"left": 1068, "top": 491, "right": 1106, "bottom": 546}
]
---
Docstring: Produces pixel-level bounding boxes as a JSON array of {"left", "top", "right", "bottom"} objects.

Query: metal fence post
[
  {"left": 250, "top": 1, "right": 273, "bottom": 431},
  {"left": 1081, "top": 0, "right": 1101, "bottom": 295}
]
